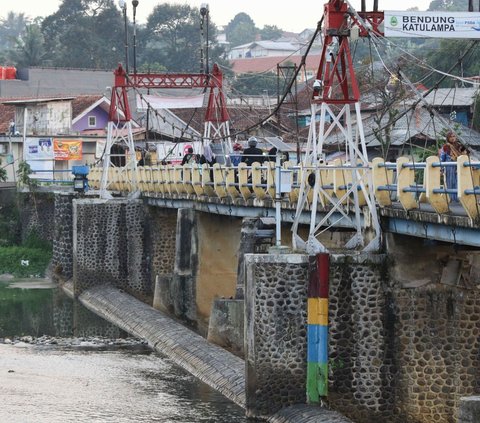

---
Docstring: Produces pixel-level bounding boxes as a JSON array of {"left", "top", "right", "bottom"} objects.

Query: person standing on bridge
[
  {"left": 241, "top": 137, "right": 264, "bottom": 167},
  {"left": 440, "top": 143, "right": 458, "bottom": 202}
]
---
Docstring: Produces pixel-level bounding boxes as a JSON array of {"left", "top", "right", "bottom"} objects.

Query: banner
[
  {"left": 54, "top": 139, "right": 83, "bottom": 161},
  {"left": 136, "top": 93, "right": 205, "bottom": 110},
  {"left": 24, "top": 138, "right": 54, "bottom": 160},
  {"left": 385, "top": 11, "right": 480, "bottom": 38}
]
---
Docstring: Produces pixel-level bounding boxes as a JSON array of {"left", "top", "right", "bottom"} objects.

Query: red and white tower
[{"left": 292, "top": 0, "right": 384, "bottom": 253}]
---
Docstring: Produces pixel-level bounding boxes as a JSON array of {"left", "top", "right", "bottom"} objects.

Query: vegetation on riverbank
[
  {"left": 0, "top": 189, "right": 52, "bottom": 278},
  {"left": 0, "top": 232, "right": 52, "bottom": 277}
]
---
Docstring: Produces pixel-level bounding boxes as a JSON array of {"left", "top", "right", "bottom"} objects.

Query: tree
[
  {"left": 259, "top": 25, "right": 283, "bottom": 41},
  {"left": 143, "top": 3, "right": 224, "bottom": 72},
  {"left": 230, "top": 72, "right": 278, "bottom": 96},
  {"left": 428, "top": 0, "right": 469, "bottom": 10},
  {"left": 41, "top": 0, "right": 124, "bottom": 69},
  {"left": 225, "top": 13, "right": 257, "bottom": 47},
  {"left": 8, "top": 24, "right": 46, "bottom": 67},
  {"left": 0, "top": 12, "right": 29, "bottom": 52}
]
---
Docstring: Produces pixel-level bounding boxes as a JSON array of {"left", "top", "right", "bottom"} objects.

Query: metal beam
[
  {"left": 385, "top": 217, "right": 480, "bottom": 247},
  {"left": 145, "top": 197, "right": 359, "bottom": 228}
]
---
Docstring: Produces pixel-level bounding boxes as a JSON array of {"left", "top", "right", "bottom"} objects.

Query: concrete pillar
[
  {"left": 245, "top": 254, "right": 309, "bottom": 419},
  {"left": 171, "top": 208, "right": 198, "bottom": 324},
  {"left": 207, "top": 298, "right": 244, "bottom": 357},
  {"left": 458, "top": 397, "right": 480, "bottom": 423},
  {"left": 235, "top": 218, "right": 258, "bottom": 299}
]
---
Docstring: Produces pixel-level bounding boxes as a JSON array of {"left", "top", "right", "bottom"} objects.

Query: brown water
[{"left": 0, "top": 280, "right": 247, "bottom": 423}]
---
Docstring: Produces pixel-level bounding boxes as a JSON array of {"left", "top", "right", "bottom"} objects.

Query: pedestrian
[
  {"left": 181, "top": 147, "right": 197, "bottom": 165},
  {"left": 445, "top": 131, "right": 467, "bottom": 160},
  {"left": 440, "top": 143, "right": 458, "bottom": 202},
  {"left": 241, "top": 137, "right": 264, "bottom": 166},
  {"left": 231, "top": 142, "right": 243, "bottom": 166},
  {"left": 267, "top": 147, "right": 277, "bottom": 162},
  {"left": 137, "top": 149, "right": 145, "bottom": 166},
  {"left": 199, "top": 143, "right": 216, "bottom": 166}
]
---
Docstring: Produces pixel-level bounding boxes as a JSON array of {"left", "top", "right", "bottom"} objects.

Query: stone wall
[
  {"left": 19, "top": 192, "right": 55, "bottom": 243},
  {"left": 327, "top": 249, "right": 480, "bottom": 423},
  {"left": 146, "top": 207, "right": 177, "bottom": 279},
  {"left": 52, "top": 193, "right": 75, "bottom": 278},
  {"left": 73, "top": 199, "right": 151, "bottom": 301},
  {"left": 328, "top": 254, "right": 396, "bottom": 423},
  {"left": 390, "top": 287, "right": 480, "bottom": 423},
  {"left": 245, "top": 254, "right": 309, "bottom": 419}
]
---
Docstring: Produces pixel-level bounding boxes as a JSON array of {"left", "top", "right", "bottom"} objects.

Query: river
[{"left": 0, "top": 278, "right": 247, "bottom": 423}]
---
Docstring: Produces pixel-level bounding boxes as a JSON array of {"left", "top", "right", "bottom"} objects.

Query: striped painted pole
[{"left": 307, "top": 253, "right": 330, "bottom": 403}]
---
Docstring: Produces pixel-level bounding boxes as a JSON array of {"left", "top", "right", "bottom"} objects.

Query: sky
[{"left": 3, "top": 0, "right": 434, "bottom": 33}]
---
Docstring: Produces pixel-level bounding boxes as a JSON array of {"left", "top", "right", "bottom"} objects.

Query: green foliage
[
  {"left": 23, "top": 230, "right": 52, "bottom": 251},
  {"left": 0, "top": 246, "right": 52, "bottom": 277},
  {"left": 259, "top": 25, "right": 283, "bottom": 41},
  {"left": 428, "top": 0, "right": 469, "bottom": 11},
  {"left": 143, "top": 3, "right": 222, "bottom": 72},
  {"left": 41, "top": 0, "right": 124, "bottom": 69},
  {"left": 137, "top": 62, "right": 167, "bottom": 73},
  {"left": 0, "top": 12, "right": 29, "bottom": 53},
  {"left": 413, "top": 124, "right": 462, "bottom": 162},
  {"left": 8, "top": 23, "right": 46, "bottom": 67},
  {"left": 472, "top": 94, "right": 480, "bottom": 131},
  {"left": 231, "top": 72, "right": 278, "bottom": 96},
  {"left": 0, "top": 200, "right": 20, "bottom": 247},
  {"left": 16, "top": 161, "right": 38, "bottom": 189},
  {"left": 225, "top": 13, "right": 257, "bottom": 47},
  {"left": 0, "top": 158, "right": 6, "bottom": 182}
]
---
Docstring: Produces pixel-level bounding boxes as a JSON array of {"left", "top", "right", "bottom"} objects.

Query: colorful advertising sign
[
  {"left": 385, "top": 11, "right": 480, "bottom": 38},
  {"left": 54, "top": 139, "right": 83, "bottom": 161},
  {"left": 24, "top": 138, "right": 54, "bottom": 160}
]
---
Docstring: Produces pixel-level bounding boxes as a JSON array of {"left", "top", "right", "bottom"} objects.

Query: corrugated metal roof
[
  {"left": 408, "top": 87, "right": 478, "bottom": 107},
  {"left": 264, "top": 136, "right": 296, "bottom": 152},
  {"left": 323, "top": 106, "right": 480, "bottom": 150},
  {"left": 2, "top": 97, "right": 75, "bottom": 105}
]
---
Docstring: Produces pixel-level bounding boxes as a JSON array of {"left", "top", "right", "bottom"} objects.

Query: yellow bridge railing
[{"left": 87, "top": 155, "right": 480, "bottom": 220}]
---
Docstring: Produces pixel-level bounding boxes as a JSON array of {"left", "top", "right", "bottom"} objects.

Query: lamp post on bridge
[
  {"left": 132, "top": 0, "right": 139, "bottom": 75},
  {"left": 118, "top": 0, "right": 129, "bottom": 74}
]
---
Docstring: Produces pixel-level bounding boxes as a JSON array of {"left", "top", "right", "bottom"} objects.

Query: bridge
[{"left": 85, "top": 153, "right": 480, "bottom": 249}]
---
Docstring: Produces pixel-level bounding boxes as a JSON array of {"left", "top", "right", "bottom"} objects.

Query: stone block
[{"left": 207, "top": 298, "right": 244, "bottom": 357}]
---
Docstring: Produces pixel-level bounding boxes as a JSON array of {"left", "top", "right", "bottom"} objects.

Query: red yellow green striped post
[{"left": 307, "top": 253, "right": 330, "bottom": 403}]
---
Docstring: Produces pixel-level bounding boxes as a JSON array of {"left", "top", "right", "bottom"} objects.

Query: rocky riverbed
[{"left": 0, "top": 335, "right": 149, "bottom": 349}]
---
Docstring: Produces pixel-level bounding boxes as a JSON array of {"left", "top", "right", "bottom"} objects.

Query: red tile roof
[
  {"left": 230, "top": 54, "right": 322, "bottom": 75},
  {"left": 72, "top": 95, "right": 104, "bottom": 119}
]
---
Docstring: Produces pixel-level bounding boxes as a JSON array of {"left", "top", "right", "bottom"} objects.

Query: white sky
[{"left": 3, "top": 0, "right": 433, "bottom": 32}]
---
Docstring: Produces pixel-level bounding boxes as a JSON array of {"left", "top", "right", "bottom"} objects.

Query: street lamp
[
  {"left": 200, "top": 3, "right": 209, "bottom": 74},
  {"left": 118, "top": 0, "right": 129, "bottom": 73},
  {"left": 132, "top": 0, "right": 139, "bottom": 75}
]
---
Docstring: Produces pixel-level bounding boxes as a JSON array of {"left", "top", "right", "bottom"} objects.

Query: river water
[{"left": 0, "top": 279, "right": 247, "bottom": 423}]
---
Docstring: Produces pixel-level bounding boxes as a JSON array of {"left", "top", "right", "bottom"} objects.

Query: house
[
  {"left": 321, "top": 105, "right": 480, "bottom": 161},
  {"left": 228, "top": 41, "right": 300, "bottom": 60},
  {"left": 407, "top": 87, "right": 478, "bottom": 127},
  {"left": 230, "top": 54, "right": 322, "bottom": 84},
  {"left": 0, "top": 95, "right": 142, "bottom": 183}
]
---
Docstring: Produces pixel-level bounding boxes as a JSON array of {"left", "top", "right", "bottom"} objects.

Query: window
[{"left": 88, "top": 116, "right": 96, "bottom": 127}]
